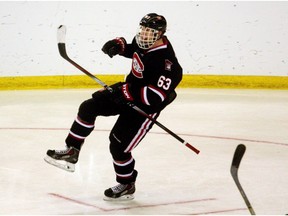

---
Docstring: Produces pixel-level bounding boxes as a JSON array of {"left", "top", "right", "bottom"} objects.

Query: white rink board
[{"left": 0, "top": 1, "right": 288, "bottom": 77}]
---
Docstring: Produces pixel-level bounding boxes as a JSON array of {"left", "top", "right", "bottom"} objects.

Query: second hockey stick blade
[
  {"left": 231, "top": 144, "right": 246, "bottom": 169},
  {"left": 230, "top": 144, "right": 256, "bottom": 215}
]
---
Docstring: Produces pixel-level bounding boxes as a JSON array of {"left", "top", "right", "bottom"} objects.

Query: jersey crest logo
[
  {"left": 165, "top": 59, "right": 173, "bottom": 71},
  {"left": 132, "top": 52, "right": 144, "bottom": 78}
]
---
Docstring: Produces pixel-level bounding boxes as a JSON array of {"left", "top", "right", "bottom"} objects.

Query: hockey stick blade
[
  {"left": 230, "top": 144, "right": 256, "bottom": 215},
  {"left": 56, "top": 25, "right": 200, "bottom": 155},
  {"left": 231, "top": 144, "right": 246, "bottom": 169},
  {"left": 57, "top": 25, "right": 66, "bottom": 44}
]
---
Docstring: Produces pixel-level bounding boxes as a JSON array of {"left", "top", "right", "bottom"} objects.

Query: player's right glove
[
  {"left": 102, "top": 37, "right": 127, "bottom": 58},
  {"left": 94, "top": 82, "right": 134, "bottom": 106},
  {"left": 110, "top": 83, "right": 134, "bottom": 106}
]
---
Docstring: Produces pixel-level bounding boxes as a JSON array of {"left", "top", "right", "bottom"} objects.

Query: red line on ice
[
  {"left": 1, "top": 127, "right": 288, "bottom": 147},
  {"left": 48, "top": 193, "right": 215, "bottom": 212}
]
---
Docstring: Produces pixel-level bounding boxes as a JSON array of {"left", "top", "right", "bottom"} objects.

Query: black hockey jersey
[{"left": 120, "top": 36, "right": 182, "bottom": 113}]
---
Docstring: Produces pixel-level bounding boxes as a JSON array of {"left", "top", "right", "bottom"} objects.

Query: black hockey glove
[
  {"left": 102, "top": 37, "right": 127, "bottom": 58},
  {"left": 108, "top": 82, "right": 134, "bottom": 105}
]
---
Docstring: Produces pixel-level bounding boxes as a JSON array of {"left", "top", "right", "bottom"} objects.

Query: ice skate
[
  {"left": 44, "top": 146, "right": 79, "bottom": 172},
  {"left": 103, "top": 183, "right": 136, "bottom": 201}
]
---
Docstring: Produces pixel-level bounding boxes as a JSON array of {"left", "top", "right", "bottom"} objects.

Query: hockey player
[{"left": 44, "top": 13, "right": 183, "bottom": 200}]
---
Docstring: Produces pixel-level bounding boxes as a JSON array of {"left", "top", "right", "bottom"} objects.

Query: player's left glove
[{"left": 102, "top": 37, "right": 127, "bottom": 58}]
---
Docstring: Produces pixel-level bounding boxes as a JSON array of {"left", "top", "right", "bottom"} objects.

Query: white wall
[{"left": 0, "top": 1, "right": 288, "bottom": 77}]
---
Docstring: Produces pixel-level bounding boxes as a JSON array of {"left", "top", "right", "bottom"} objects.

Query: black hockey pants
[{"left": 65, "top": 87, "right": 160, "bottom": 184}]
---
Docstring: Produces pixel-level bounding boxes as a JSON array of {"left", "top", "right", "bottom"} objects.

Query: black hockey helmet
[
  {"left": 136, "top": 13, "right": 167, "bottom": 49},
  {"left": 139, "top": 13, "right": 167, "bottom": 33}
]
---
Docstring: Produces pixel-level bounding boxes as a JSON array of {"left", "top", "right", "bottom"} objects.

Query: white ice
[{"left": 0, "top": 88, "right": 287, "bottom": 215}]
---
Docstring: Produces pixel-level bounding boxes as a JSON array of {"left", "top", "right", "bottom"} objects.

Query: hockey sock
[
  {"left": 65, "top": 116, "right": 95, "bottom": 150},
  {"left": 113, "top": 156, "right": 137, "bottom": 184}
]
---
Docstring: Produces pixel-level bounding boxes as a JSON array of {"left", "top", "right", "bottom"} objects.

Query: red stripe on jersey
[
  {"left": 147, "top": 85, "right": 166, "bottom": 101},
  {"left": 146, "top": 37, "right": 168, "bottom": 53},
  {"left": 141, "top": 86, "right": 150, "bottom": 105},
  {"left": 140, "top": 85, "right": 166, "bottom": 106}
]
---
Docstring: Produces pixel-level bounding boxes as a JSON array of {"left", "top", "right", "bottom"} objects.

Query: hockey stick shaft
[
  {"left": 231, "top": 144, "right": 256, "bottom": 215},
  {"left": 129, "top": 104, "right": 200, "bottom": 153},
  {"left": 58, "top": 43, "right": 110, "bottom": 91},
  {"left": 57, "top": 25, "right": 200, "bottom": 154}
]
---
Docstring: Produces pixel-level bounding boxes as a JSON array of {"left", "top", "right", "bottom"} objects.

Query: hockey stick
[
  {"left": 57, "top": 25, "right": 200, "bottom": 154},
  {"left": 230, "top": 144, "right": 256, "bottom": 215}
]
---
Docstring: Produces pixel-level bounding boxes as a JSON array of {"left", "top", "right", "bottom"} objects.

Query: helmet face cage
[{"left": 135, "top": 25, "right": 161, "bottom": 49}]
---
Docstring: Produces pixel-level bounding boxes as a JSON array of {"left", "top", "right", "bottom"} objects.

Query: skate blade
[
  {"left": 44, "top": 156, "right": 75, "bottom": 172},
  {"left": 103, "top": 194, "right": 134, "bottom": 201}
]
